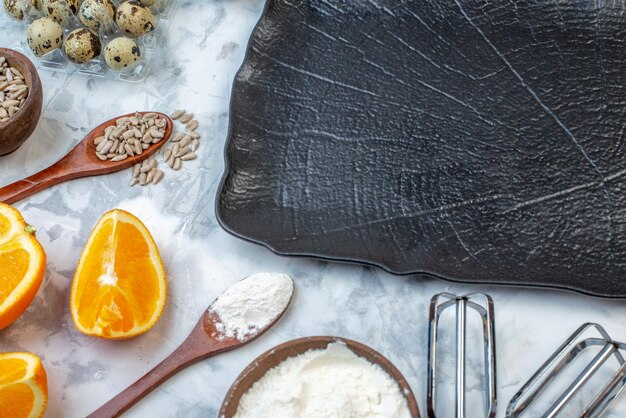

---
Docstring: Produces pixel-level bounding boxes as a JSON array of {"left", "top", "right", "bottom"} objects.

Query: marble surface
[{"left": 1, "top": 1, "right": 626, "bottom": 417}]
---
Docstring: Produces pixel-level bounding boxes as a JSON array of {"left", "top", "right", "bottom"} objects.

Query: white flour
[
  {"left": 233, "top": 342, "right": 412, "bottom": 418},
  {"left": 209, "top": 272, "right": 293, "bottom": 340}
]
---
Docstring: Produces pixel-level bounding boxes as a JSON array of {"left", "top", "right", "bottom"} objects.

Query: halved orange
[
  {"left": 0, "top": 352, "right": 47, "bottom": 418},
  {"left": 0, "top": 203, "right": 46, "bottom": 331},
  {"left": 70, "top": 209, "right": 166, "bottom": 339}
]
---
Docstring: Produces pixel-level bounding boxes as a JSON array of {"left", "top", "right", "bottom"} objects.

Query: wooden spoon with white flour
[{"left": 87, "top": 272, "right": 295, "bottom": 418}]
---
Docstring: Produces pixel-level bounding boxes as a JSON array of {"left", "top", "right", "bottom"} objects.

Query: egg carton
[{"left": 3, "top": 0, "right": 178, "bottom": 82}]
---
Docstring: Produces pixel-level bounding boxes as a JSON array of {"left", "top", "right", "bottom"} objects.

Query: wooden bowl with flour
[{"left": 220, "top": 336, "right": 421, "bottom": 417}]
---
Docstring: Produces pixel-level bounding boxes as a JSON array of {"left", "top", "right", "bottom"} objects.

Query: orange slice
[
  {"left": 70, "top": 209, "right": 166, "bottom": 339},
  {"left": 0, "top": 203, "right": 46, "bottom": 331},
  {"left": 0, "top": 352, "right": 47, "bottom": 418}
]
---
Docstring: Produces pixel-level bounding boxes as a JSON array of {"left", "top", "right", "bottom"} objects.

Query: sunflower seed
[
  {"left": 167, "top": 154, "right": 175, "bottom": 168},
  {"left": 133, "top": 127, "right": 142, "bottom": 138},
  {"left": 125, "top": 144, "right": 135, "bottom": 157},
  {"left": 179, "top": 112, "right": 193, "bottom": 123},
  {"left": 179, "top": 136, "right": 191, "bottom": 148},
  {"left": 142, "top": 132, "right": 153, "bottom": 143},
  {"left": 106, "top": 152, "right": 117, "bottom": 159},
  {"left": 96, "top": 153, "right": 107, "bottom": 161},
  {"left": 134, "top": 143, "right": 143, "bottom": 155},
  {"left": 111, "top": 154, "right": 128, "bottom": 162},
  {"left": 149, "top": 129, "right": 163, "bottom": 139},
  {"left": 112, "top": 126, "right": 126, "bottom": 138},
  {"left": 191, "top": 139, "right": 200, "bottom": 151},
  {"left": 5, "top": 69, "right": 12, "bottom": 82},
  {"left": 133, "top": 163, "right": 141, "bottom": 177},
  {"left": 146, "top": 168, "right": 156, "bottom": 183},
  {"left": 172, "top": 143, "right": 180, "bottom": 156},
  {"left": 171, "top": 132, "right": 185, "bottom": 142},
  {"left": 140, "top": 160, "right": 155, "bottom": 172},
  {"left": 188, "top": 131, "right": 200, "bottom": 139},
  {"left": 171, "top": 109, "right": 185, "bottom": 119},
  {"left": 153, "top": 170, "right": 164, "bottom": 184},
  {"left": 139, "top": 172, "right": 148, "bottom": 185},
  {"left": 176, "top": 146, "right": 190, "bottom": 158},
  {"left": 181, "top": 152, "right": 196, "bottom": 161},
  {"left": 142, "top": 143, "right": 150, "bottom": 150},
  {"left": 186, "top": 120, "right": 198, "bottom": 131},
  {"left": 7, "top": 106, "right": 16, "bottom": 116},
  {"left": 173, "top": 158, "right": 182, "bottom": 170},
  {"left": 100, "top": 140, "right": 114, "bottom": 154},
  {"left": 9, "top": 67, "right": 22, "bottom": 78},
  {"left": 143, "top": 112, "right": 157, "bottom": 120},
  {"left": 2, "top": 99, "right": 19, "bottom": 108},
  {"left": 130, "top": 116, "right": 139, "bottom": 125},
  {"left": 130, "top": 177, "right": 139, "bottom": 186},
  {"left": 93, "top": 135, "right": 105, "bottom": 146},
  {"left": 163, "top": 148, "right": 171, "bottom": 160}
]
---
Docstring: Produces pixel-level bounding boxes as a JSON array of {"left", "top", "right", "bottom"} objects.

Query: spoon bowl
[{"left": 0, "top": 111, "right": 172, "bottom": 204}]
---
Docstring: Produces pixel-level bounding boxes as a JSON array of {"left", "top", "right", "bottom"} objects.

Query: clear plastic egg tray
[{"left": 3, "top": 0, "right": 177, "bottom": 82}]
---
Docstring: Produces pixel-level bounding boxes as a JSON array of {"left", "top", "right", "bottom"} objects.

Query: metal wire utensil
[
  {"left": 427, "top": 292, "right": 497, "bottom": 418},
  {"left": 507, "top": 322, "right": 626, "bottom": 418}
]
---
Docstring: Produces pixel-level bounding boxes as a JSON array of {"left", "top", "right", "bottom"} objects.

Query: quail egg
[
  {"left": 104, "top": 37, "right": 141, "bottom": 70},
  {"left": 115, "top": 1, "right": 156, "bottom": 38},
  {"left": 41, "top": 0, "right": 78, "bottom": 25},
  {"left": 27, "top": 17, "right": 63, "bottom": 57},
  {"left": 3, "top": 0, "right": 38, "bottom": 21},
  {"left": 64, "top": 28, "right": 101, "bottom": 64},
  {"left": 79, "top": 0, "right": 115, "bottom": 33}
]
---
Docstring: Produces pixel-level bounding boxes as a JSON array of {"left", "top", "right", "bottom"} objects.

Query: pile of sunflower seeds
[
  {"left": 94, "top": 112, "right": 167, "bottom": 163},
  {"left": 131, "top": 157, "right": 164, "bottom": 186},
  {"left": 130, "top": 109, "right": 200, "bottom": 187},
  {"left": 0, "top": 57, "right": 28, "bottom": 122},
  {"left": 162, "top": 109, "right": 199, "bottom": 169}
]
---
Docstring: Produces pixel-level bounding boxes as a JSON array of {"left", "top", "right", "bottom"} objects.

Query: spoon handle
[
  {"left": 0, "top": 155, "right": 79, "bottom": 205},
  {"left": 87, "top": 314, "right": 220, "bottom": 418}
]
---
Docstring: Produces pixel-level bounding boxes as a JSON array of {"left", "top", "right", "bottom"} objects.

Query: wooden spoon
[
  {"left": 0, "top": 111, "right": 172, "bottom": 205},
  {"left": 87, "top": 276, "right": 295, "bottom": 418}
]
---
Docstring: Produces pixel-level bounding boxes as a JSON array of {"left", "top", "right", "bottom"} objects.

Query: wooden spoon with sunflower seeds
[{"left": 0, "top": 111, "right": 172, "bottom": 204}]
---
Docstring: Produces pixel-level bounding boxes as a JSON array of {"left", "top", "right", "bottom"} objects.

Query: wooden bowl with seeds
[{"left": 0, "top": 48, "right": 43, "bottom": 156}]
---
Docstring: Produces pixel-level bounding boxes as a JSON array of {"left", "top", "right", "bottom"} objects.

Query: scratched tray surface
[{"left": 217, "top": 0, "right": 626, "bottom": 297}]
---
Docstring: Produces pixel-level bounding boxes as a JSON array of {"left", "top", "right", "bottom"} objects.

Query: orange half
[
  {"left": 0, "top": 352, "right": 48, "bottom": 418},
  {"left": 70, "top": 209, "right": 166, "bottom": 339},
  {"left": 0, "top": 203, "right": 46, "bottom": 331}
]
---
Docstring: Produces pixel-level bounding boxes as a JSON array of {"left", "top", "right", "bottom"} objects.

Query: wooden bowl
[
  {"left": 0, "top": 48, "right": 43, "bottom": 156},
  {"left": 220, "top": 336, "right": 421, "bottom": 417}
]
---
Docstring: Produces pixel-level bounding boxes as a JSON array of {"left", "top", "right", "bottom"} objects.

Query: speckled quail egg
[
  {"left": 41, "top": 0, "right": 78, "bottom": 24},
  {"left": 3, "top": 0, "right": 39, "bottom": 21},
  {"left": 115, "top": 1, "right": 156, "bottom": 38},
  {"left": 27, "top": 17, "right": 63, "bottom": 57},
  {"left": 64, "top": 28, "right": 101, "bottom": 64},
  {"left": 104, "top": 37, "right": 141, "bottom": 70},
  {"left": 78, "top": 0, "right": 116, "bottom": 32}
]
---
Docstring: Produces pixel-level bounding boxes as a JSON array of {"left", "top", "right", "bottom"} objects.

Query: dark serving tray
[{"left": 217, "top": 0, "right": 626, "bottom": 297}]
